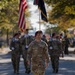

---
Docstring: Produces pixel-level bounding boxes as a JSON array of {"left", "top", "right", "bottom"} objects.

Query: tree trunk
[{"left": 6, "top": 29, "right": 9, "bottom": 46}]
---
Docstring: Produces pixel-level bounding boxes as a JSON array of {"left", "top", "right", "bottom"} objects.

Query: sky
[{"left": 28, "top": 0, "right": 46, "bottom": 31}]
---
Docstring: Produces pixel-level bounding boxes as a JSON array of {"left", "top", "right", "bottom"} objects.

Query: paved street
[{"left": 0, "top": 48, "right": 75, "bottom": 75}]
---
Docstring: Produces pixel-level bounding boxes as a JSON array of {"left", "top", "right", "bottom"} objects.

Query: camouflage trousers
[
  {"left": 32, "top": 64, "right": 45, "bottom": 75},
  {"left": 50, "top": 55, "right": 59, "bottom": 72},
  {"left": 22, "top": 50, "right": 30, "bottom": 71},
  {"left": 33, "top": 70, "right": 45, "bottom": 75},
  {"left": 11, "top": 50, "right": 20, "bottom": 73}
]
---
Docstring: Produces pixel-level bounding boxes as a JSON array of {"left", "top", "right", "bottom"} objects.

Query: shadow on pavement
[
  {"left": 0, "top": 61, "right": 33, "bottom": 75},
  {"left": 0, "top": 52, "right": 11, "bottom": 60},
  {"left": 46, "top": 59, "right": 75, "bottom": 75},
  {"left": 0, "top": 52, "right": 75, "bottom": 75}
]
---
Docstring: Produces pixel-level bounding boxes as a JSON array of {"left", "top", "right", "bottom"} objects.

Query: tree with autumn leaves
[
  {"left": 0, "top": 0, "right": 31, "bottom": 46},
  {"left": 0, "top": 0, "right": 31, "bottom": 35},
  {"left": 0, "top": 0, "right": 75, "bottom": 34},
  {"left": 45, "top": 0, "right": 75, "bottom": 32}
]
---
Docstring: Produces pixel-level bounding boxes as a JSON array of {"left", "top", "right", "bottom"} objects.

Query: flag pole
[{"left": 39, "top": 10, "right": 41, "bottom": 30}]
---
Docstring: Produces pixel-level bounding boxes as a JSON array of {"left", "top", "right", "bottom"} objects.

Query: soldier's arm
[
  {"left": 58, "top": 42, "right": 64, "bottom": 57},
  {"left": 43, "top": 43, "right": 49, "bottom": 63},
  {"left": 20, "top": 36, "right": 25, "bottom": 45},
  {"left": 19, "top": 36, "right": 26, "bottom": 51},
  {"left": 29, "top": 36, "right": 34, "bottom": 43},
  {"left": 48, "top": 41, "right": 53, "bottom": 55},
  {"left": 10, "top": 39, "right": 15, "bottom": 50},
  {"left": 27, "top": 42, "right": 33, "bottom": 62}
]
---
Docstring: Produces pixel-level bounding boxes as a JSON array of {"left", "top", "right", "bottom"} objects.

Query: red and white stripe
[{"left": 18, "top": 0, "right": 27, "bottom": 31}]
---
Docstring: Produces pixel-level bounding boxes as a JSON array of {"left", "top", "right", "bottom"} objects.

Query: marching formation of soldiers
[
  {"left": 10, "top": 29, "right": 33, "bottom": 74},
  {"left": 10, "top": 29, "right": 67, "bottom": 75}
]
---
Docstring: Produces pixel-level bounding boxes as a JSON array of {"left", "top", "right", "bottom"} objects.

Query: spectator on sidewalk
[
  {"left": 73, "top": 36, "right": 75, "bottom": 47},
  {"left": 64, "top": 35, "right": 70, "bottom": 55}
]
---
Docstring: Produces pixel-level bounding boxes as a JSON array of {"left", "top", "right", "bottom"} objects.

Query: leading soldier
[
  {"left": 27, "top": 31, "right": 49, "bottom": 75},
  {"left": 10, "top": 32, "right": 21, "bottom": 74}
]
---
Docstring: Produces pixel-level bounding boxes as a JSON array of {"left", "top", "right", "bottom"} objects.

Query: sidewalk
[
  {"left": 60, "top": 54, "right": 75, "bottom": 60},
  {"left": 68, "top": 47, "right": 75, "bottom": 54},
  {"left": 0, "top": 47, "right": 10, "bottom": 54}
]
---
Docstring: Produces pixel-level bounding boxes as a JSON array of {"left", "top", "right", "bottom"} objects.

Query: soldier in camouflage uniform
[
  {"left": 48, "top": 33, "right": 63, "bottom": 73},
  {"left": 27, "top": 31, "right": 49, "bottom": 75},
  {"left": 10, "top": 33, "right": 21, "bottom": 74},
  {"left": 20, "top": 29, "right": 33, "bottom": 73}
]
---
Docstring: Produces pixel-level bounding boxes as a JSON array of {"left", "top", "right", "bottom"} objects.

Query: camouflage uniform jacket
[
  {"left": 27, "top": 40, "right": 49, "bottom": 71},
  {"left": 20, "top": 35, "right": 33, "bottom": 50},
  {"left": 48, "top": 39, "right": 63, "bottom": 56},
  {"left": 10, "top": 38, "right": 20, "bottom": 53}
]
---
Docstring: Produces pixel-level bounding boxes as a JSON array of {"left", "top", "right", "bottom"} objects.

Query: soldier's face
[
  {"left": 16, "top": 35, "right": 20, "bottom": 38},
  {"left": 37, "top": 33, "right": 43, "bottom": 39}
]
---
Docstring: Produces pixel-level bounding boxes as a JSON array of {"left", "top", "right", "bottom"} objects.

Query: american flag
[{"left": 18, "top": 0, "right": 27, "bottom": 31}]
